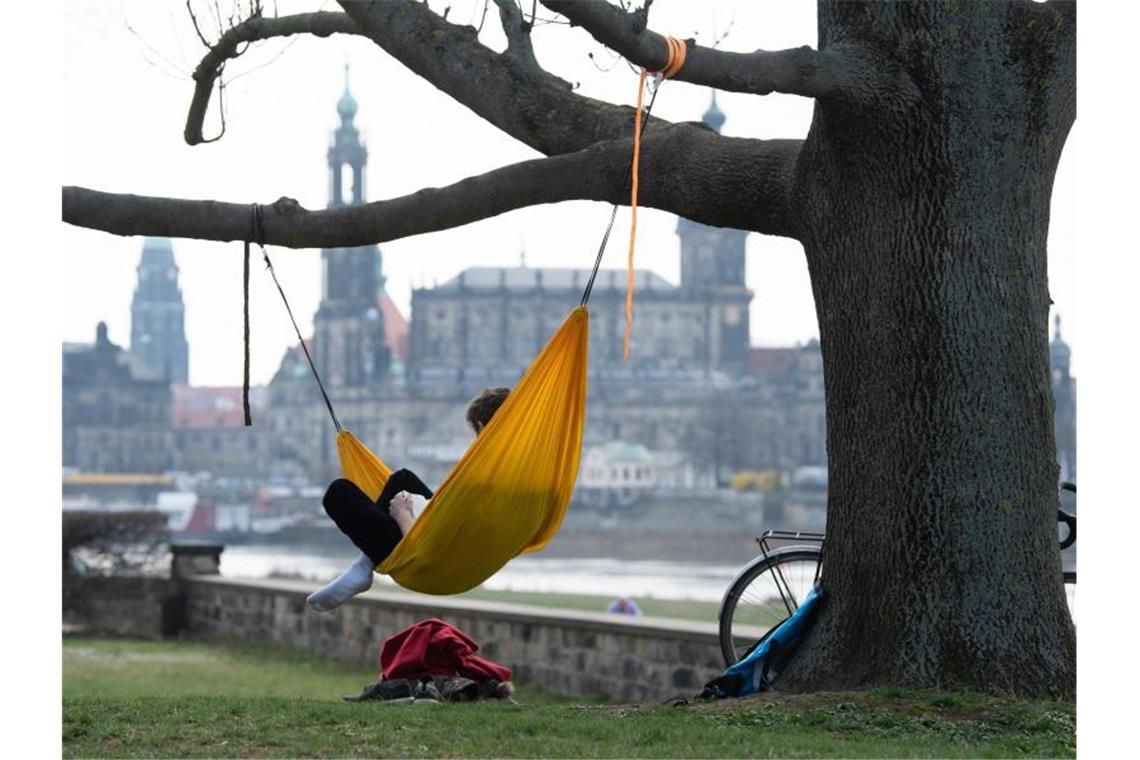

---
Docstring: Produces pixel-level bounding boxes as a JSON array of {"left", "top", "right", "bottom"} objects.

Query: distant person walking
[{"left": 606, "top": 596, "right": 643, "bottom": 616}]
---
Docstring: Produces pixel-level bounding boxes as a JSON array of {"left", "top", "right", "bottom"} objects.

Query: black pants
[{"left": 323, "top": 469, "right": 434, "bottom": 565}]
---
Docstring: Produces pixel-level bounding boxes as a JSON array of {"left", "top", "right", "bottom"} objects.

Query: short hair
[{"left": 466, "top": 386, "right": 510, "bottom": 432}]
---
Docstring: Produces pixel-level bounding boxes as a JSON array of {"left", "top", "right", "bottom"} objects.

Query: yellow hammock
[{"left": 336, "top": 306, "right": 589, "bottom": 595}]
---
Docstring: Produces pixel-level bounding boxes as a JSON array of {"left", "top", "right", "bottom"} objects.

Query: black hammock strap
[
  {"left": 579, "top": 78, "right": 663, "bottom": 307},
  {"left": 244, "top": 204, "right": 343, "bottom": 432},
  {"left": 243, "top": 227, "right": 253, "bottom": 426}
]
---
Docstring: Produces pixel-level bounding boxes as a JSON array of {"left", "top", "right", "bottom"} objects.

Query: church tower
[
  {"left": 130, "top": 237, "right": 189, "bottom": 383},
  {"left": 675, "top": 92, "right": 752, "bottom": 374},
  {"left": 1050, "top": 314, "right": 1077, "bottom": 480},
  {"left": 313, "top": 66, "right": 390, "bottom": 388}
]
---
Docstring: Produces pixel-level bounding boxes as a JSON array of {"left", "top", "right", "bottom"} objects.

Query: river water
[{"left": 220, "top": 544, "right": 743, "bottom": 602}]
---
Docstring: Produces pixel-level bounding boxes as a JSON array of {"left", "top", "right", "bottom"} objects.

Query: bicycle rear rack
[
  {"left": 755, "top": 529, "right": 826, "bottom": 548},
  {"left": 754, "top": 529, "right": 826, "bottom": 615}
]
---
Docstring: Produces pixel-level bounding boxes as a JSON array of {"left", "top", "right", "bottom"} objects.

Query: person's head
[{"left": 466, "top": 386, "right": 510, "bottom": 434}]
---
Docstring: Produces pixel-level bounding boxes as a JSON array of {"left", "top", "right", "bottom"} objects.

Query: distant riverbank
[{"left": 221, "top": 543, "right": 743, "bottom": 605}]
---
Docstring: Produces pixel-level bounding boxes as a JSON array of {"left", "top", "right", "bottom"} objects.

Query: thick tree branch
[
  {"left": 335, "top": 0, "right": 669, "bottom": 157},
  {"left": 186, "top": 11, "right": 362, "bottom": 145},
  {"left": 63, "top": 128, "right": 802, "bottom": 247},
  {"left": 542, "top": 0, "right": 921, "bottom": 107},
  {"left": 491, "top": 0, "right": 537, "bottom": 68}
]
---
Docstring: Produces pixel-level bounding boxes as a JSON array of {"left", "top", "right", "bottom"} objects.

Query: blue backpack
[{"left": 702, "top": 585, "right": 824, "bottom": 699}]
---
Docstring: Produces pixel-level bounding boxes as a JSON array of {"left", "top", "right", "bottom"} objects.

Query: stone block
[{"left": 671, "top": 666, "right": 698, "bottom": 689}]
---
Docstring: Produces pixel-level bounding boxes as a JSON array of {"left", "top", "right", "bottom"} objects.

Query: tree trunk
[{"left": 781, "top": 1, "right": 1076, "bottom": 697}]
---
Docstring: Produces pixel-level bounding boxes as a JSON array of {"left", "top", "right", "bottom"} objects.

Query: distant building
[
  {"left": 170, "top": 385, "right": 271, "bottom": 479},
  {"left": 268, "top": 68, "right": 417, "bottom": 480},
  {"left": 63, "top": 322, "right": 173, "bottom": 473},
  {"left": 741, "top": 339, "right": 827, "bottom": 470},
  {"left": 1051, "top": 315, "right": 1077, "bottom": 481},
  {"left": 313, "top": 66, "right": 392, "bottom": 390},
  {"left": 407, "top": 93, "right": 752, "bottom": 392},
  {"left": 130, "top": 237, "right": 189, "bottom": 383},
  {"left": 409, "top": 266, "right": 716, "bottom": 391}
]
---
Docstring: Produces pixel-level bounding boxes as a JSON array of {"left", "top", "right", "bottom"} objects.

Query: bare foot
[{"left": 389, "top": 491, "right": 416, "bottom": 533}]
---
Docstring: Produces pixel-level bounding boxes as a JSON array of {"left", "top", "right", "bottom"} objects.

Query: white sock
[{"left": 306, "top": 553, "right": 375, "bottom": 612}]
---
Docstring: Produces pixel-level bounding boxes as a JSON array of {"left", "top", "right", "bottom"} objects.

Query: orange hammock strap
[{"left": 624, "top": 36, "right": 687, "bottom": 362}]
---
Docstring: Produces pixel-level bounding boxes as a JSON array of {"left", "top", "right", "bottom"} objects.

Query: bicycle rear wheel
[{"left": 718, "top": 546, "right": 822, "bottom": 667}]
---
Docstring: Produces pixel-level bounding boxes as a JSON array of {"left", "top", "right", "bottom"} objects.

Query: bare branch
[
  {"left": 491, "top": 0, "right": 537, "bottom": 68},
  {"left": 335, "top": 0, "right": 670, "bottom": 157},
  {"left": 187, "top": 0, "right": 213, "bottom": 49},
  {"left": 63, "top": 128, "right": 802, "bottom": 247},
  {"left": 541, "top": 0, "right": 921, "bottom": 107},
  {"left": 475, "top": 0, "right": 490, "bottom": 33},
  {"left": 185, "top": 11, "right": 362, "bottom": 145}
]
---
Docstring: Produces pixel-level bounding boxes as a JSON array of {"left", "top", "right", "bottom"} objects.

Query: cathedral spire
[
  {"left": 316, "top": 73, "right": 389, "bottom": 393},
  {"left": 329, "top": 63, "right": 366, "bottom": 208},
  {"left": 702, "top": 90, "right": 726, "bottom": 134},
  {"left": 337, "top": 63, "right": 358, "bottom": 126}
]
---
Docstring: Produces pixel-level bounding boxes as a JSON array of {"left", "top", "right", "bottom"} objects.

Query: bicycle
[{"left": 717, "top": 482, "right": 1078, "bottom": 667}]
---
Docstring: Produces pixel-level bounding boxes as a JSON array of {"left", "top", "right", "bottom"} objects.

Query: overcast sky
[{"left": 63, "top": 0, "right": 1079, "bottom": 387}]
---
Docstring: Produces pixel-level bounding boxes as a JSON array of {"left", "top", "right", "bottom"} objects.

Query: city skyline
[{"left": 64, "top": 1, "right": 1079, "bottom": 386}]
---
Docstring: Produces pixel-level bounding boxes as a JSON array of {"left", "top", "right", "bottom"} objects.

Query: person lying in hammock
[{"left": 307, "top": 387, "right": 511, "bottom": 612}]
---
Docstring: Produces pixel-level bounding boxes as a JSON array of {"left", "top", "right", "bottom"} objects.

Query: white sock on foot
[{"left": 306, "top": 553, "right": 375, "bottom": 612}]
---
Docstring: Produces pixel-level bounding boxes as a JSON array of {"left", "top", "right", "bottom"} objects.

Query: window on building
[{"left": 341, "top": 164, "right": 355, "bottom": 204}]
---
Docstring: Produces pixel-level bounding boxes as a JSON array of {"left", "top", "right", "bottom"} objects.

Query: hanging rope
[
  {"left": 579, "top": 37, "right": 684, "bottom": 310},
  {"left": 622, "top": 36, "right": 687, "bottom": 361},
  {"left": 243, "top": 204, "right": 343, "bottom": 432},
  {"left": 242, "top": 206, "right": 264, "bottom": 426},
  {"left": 579, "top": 84, "right": 660, "bottom": 308}
]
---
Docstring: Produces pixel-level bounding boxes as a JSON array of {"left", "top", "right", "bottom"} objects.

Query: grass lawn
[{"left": 63, "top": 637, "right": 1075, "bottom": 758}]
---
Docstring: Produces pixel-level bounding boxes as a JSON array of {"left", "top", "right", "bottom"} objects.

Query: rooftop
[
  {"left": 171, "top": 384, "right": 269, "bottom": 429},
  {"left": 429, "top": 266, "right": 676, "bottom": 293}
]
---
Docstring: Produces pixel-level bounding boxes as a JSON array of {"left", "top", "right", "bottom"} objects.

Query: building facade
[
  {"left": 171, "top": 385, "right": 271, "bottom": 479},
  {"left": 63, "top": 323, "right": 174, "bottom": 473}
]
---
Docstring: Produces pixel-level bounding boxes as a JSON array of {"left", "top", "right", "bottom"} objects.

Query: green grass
[
  {"left": 62, "top": 637, "right": 378, "bottom": 701},
  {"left": 387, "top": 584, "right": 724, "bottom": 622},
  {"left": 64, "top": 637, "right": 1075, "bottom": 758}
]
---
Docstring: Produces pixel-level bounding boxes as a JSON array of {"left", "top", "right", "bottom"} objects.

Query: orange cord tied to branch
[{"left": 624, "top": 35, "right": 687, "bottom": 362}]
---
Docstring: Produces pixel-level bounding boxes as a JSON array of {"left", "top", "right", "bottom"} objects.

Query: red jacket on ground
[{"left": 379, "top": 618, "right": 512, "bottom": 683}]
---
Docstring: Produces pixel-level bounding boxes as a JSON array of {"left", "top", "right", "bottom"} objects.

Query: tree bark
[
  {"left": 779, "top": 0, "right": 1077, "bottom": 698},
  {"left": 543, "top": 0, "right": 921, "bottom": 107}
]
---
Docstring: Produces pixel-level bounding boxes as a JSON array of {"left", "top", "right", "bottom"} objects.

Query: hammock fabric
[{"left": 336, "top": 306, "right": 589, "bottom": 595}]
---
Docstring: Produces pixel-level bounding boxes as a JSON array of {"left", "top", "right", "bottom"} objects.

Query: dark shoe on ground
[{"left": 343, "top": 679, "right": 413, "bottom": 702}]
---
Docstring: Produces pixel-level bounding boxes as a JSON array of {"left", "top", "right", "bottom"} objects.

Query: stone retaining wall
[
  {"left": 184, "top": 576, "right": 724, "bottom": 701},
  {"left": 64, "top": 576, "right": 181, "bottom": 639}
]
